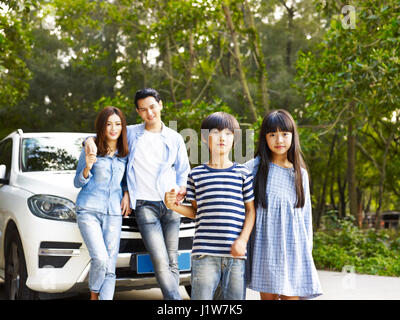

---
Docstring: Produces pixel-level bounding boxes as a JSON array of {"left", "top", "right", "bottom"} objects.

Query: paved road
[{"left": 1, "top": 270, "right": 400, "bottom": 300}]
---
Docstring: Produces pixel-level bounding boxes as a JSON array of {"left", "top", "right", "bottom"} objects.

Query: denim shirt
[
  {"left": 74, "top": 148, "right": 128, "bottom": 215},
  {"left": 126, "top": 123, "right": 190, "bottom": 208}
]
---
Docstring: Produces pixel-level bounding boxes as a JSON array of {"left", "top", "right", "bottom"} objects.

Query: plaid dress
[{"left": 244, "top": 157, "right": 322, "bottom": 299}]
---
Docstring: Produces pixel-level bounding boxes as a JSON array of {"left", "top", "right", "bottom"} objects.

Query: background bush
[{"left": 313, "top": 214, "right": 400, "bottom": 277}]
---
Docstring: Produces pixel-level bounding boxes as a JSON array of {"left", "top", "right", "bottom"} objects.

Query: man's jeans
[
  {"left": 135, "top": 200, "right": 182, "bottom": 300},
  {"left": 77, "top": 209, "right": 122, "bottom": 300},
  {"left": 191, "top": 255, "right": 246, "bottom": 300}
]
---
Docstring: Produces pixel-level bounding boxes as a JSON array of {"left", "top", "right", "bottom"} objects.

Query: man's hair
[{"left": 134, "top": 88, "right": 161, "bottom": 108}]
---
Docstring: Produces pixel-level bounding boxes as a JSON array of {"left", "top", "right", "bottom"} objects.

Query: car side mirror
[{"left": 0, "top": 164, "right": 7, "bottom": 181}]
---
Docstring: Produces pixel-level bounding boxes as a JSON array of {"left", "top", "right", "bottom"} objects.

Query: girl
[
  {"left": 74, "top": 106, "right": 130, "bottom": 300},
  {"left": 245, "top": 109, "right": 322, "bottom": 300}
]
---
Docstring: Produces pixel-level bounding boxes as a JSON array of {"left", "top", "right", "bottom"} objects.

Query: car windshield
[{"left": 21, "top": 136, "right": 85, "bottom": 172}]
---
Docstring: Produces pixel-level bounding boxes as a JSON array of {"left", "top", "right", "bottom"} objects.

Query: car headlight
[{"left": 28, "top": 195, "right": 76, "bottom": 222}]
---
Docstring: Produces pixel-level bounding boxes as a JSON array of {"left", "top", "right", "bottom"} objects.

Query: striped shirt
[{"left": 186, "top": 163, "right": 254, "bottom": 258}]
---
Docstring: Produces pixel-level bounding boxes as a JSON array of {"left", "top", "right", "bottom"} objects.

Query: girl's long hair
[
  {"left": 94, "top": 106, "right": 129, "bottom": 157},
  {"left": 254, "top": 109, "right": 307, "bottom": 209}
]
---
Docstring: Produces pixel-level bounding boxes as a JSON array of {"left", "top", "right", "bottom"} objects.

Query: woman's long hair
[
  {"left": 94, "top": 106, "right": 129, "bottom": 157},
  {"left": 254, "top": 109, "right": 307, "bottom": 209}
]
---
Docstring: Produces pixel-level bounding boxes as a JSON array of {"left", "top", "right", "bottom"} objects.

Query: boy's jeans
[
  {"left": 77, "top": 209, "right": 122, "bottom": 300},
  {"left": 191, "top": 255, "right": 246, "bottom": 300},
  {"left": 135, "top": 200, "right": 182, "bottom": 300}
]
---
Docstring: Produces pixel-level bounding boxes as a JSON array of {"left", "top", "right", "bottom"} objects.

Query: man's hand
[
  {"left": 175, "top": 186, "right": 186, "bottom": 205},
  {"left": 165, "top": 189, "right": 178, "bottom": 210},
  {"left": 231, "top": 238, "right": 246, "bottom": 258},
  {"left": 121, "top": 191, "right": 132, "bottom": 217}
]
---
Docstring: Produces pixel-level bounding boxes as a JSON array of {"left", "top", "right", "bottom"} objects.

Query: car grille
[
  {"left": 122, "top": 213, "right": 194, "bottom": 232},
  {"left": 116, "top": 237, "right": 193, "bottom": 279},
  {"left": 119, "top": 237, "right": 193, "bottom": 254}
]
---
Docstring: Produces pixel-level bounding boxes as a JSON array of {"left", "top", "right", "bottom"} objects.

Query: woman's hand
[
  {"left": 85, "top": 137, "right": 98, "bottom": 158},
  {"left": 85, "top": 152, "right": 97, "bottom": 170},
  {"left": 121, "top": 191, "right": 132, "bottom": 217}
]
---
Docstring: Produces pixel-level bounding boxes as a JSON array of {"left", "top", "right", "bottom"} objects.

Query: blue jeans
[
  {"left": 191, "top": 255, "right": 246, "bottom": 300},
  {"left": 135, "top": 200, "right": 182, "bottom": 300},
  {"left": 77, "top": 209, "right": 122, "bottom": 300}
]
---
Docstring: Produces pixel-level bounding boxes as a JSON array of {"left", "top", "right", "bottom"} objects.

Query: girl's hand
[
  {"left": 231, "top": 238, "right": 246, "bottom": 257},
  {"left": 165, "top": 189, "right": 178, "bottom": 210}
]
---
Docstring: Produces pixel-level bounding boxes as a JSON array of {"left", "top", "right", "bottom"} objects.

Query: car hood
[{"left": 16, "top": 171, "right": 79, "bottom": 203}]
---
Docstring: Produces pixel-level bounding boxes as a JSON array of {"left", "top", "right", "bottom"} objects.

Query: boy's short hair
[
  {"left": 134, "top": 88, "right": 161, "bottom": 108},
  {"left": 201, "top": 112, "right": 240, "bottom": 142},
  {"left": 201, "top": 112, "right": 240, "bottom": 132}
]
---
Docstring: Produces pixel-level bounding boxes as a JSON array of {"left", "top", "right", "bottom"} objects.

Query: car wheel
[
  {"left": 184, "top": 285, "right": 192, "bottom": 297},
  {"left": 5, "top": 229, "right": 39, "bottom": 300}
]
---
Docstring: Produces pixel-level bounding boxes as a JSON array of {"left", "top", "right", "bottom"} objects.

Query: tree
[
  {"left": 0, "top": 0, "right": 37, "bottom": 111},
  {"left": 296, "top": 1, "right": 400, "bottom": 227}
]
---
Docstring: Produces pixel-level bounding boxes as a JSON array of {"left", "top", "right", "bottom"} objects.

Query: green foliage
[
  {"left": 162, "top": 98, "right": 238, "bottom": 133},
  {"left": 295, "top": 0, "right": 400, "bottom": 223},
  {"left": 313, "top": 216, "right": 400, "bottom": 276},
  {"left": 0, "top": 0, "right": 38, "bottom": 107}
]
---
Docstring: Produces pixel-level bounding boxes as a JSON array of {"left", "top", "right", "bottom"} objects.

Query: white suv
[{"left": 0, "top": 130, "right": 194, "bottom": 299}]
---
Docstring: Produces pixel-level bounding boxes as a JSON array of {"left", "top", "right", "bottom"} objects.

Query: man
[{"left": 85, "top": 88, "right": 190, "bottom": 300}]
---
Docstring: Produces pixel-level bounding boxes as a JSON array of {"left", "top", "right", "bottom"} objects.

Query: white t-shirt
[{"left": 132, "top": 130, "right": 166, "bottom": 201}]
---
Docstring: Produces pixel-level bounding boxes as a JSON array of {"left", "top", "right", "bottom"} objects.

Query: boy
[{"left": 165, "top": 112, "right": 255, "bottom": 300}]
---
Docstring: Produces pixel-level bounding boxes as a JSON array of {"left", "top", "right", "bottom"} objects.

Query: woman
[{"left": 74, "top": 106, "right": 130, "bottom": 300}]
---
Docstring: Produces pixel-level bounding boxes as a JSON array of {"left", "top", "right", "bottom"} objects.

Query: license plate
[{"left": 136, "top": 251, "right": 191, "bottom": 274}]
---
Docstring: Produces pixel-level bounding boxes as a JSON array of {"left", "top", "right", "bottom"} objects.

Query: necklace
[{"left": 108, "top": 145, "right": 117, "bottom": 155}]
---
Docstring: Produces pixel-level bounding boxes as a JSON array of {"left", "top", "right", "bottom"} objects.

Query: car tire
[
  {"left": 184, "top": 285, "right": 192, "bottom": 297},
  {"left": 5, "top": 228, "right": 39, "bottom": 300}
]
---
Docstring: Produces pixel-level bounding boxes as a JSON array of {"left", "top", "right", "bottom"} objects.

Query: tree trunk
[
  {"left": 279, "top": 0, "right": 294, "bottom": 69},
  {"left": 338, "top": 173, "right": 347, "bottom": 219},
  {"left": 222, "top": 2, "right": 257, "bottom": 122},
  {"left": 374, "top": 132, "right": 394, "bottom": 229},
  {"left": 140, "top": 45, "right": 148, "bottom": 88},
  {"left": 243, "top": 1, "right": 269, "bottom": 113},
  {"left": 165, "top": 35, "right": 177, "bottom": 106},
  {"left": 185, "top": 33, "right": 195, "bottom": 100},
  {"left": 316, "top": 131, "right": 338, "bottom": 229},
  {"left": 330, "top": 176, "right": 337, "bottom": 211},
  {"left": 347, "top": 115, "right": 359, "bottom": 226}
]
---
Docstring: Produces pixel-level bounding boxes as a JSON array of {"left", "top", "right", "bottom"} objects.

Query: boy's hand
[
  {"left": 231, "top": 238, "right": 246, "bottom": 258},
  {"left": 165, "top": 189, "right": 178, "bottom": 210}
]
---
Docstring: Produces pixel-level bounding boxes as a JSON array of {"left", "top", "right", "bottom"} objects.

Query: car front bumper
[{"left": 23, "top": 217, "right": 193, "bottom": 294}]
